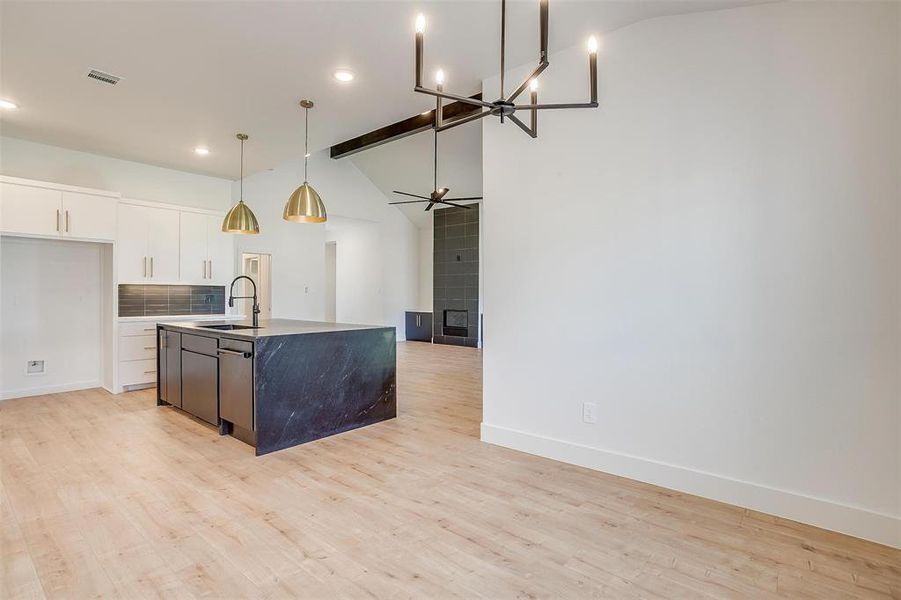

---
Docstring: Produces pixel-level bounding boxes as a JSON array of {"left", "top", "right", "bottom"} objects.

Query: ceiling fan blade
[
  {"left": 424, "top": 202, "right": 436, "bottom": 212},
  {"left": 389, "top": 200, "right": 431, "bottom": 205},
  {"left": 435, "top": 200, "right": 473, "bottom": 209},
  {"left": 393, "top": 191, "right": 431, "bottom": 200},
  {"left": 444, "top": 196, "right": 483, "bottom": 202}
]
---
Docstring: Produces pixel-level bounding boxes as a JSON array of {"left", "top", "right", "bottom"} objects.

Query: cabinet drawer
[
  {"left": 182, "top": 333, "right": 218, "bottom": 356},
  {"left": 120, "top": 321, "right": 159, "bottom": 337},
  {"left": 219, "top": 338, "right": 252, "bottom": 354},
  {"left": 119, "top": 359, "right": 157, "bottom": 386},
  {"left": 119, "top": 334, "right": 157, "bottom": 361}
]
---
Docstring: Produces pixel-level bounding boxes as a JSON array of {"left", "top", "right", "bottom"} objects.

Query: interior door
[
  {"left": 0, "top": 182, "right": 62, "bottom": 237},
  {"left": 62, "top": 191, "right": 118, "bottom": 241},
  {"left": 179, "top": 211, "right": 208, "bottom": 285},
  {"left": 206, "top": 214, "right": 234, "bottom": 285},
  {"left": 117, "top": 203, "right": 150, "bottom": 283},
  {"left": 146, "top": 206, "right": 180, "bottom": 283}
]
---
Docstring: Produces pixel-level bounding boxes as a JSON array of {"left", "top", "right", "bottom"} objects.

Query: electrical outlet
[
  {"left": 26, "top": 360, "right": 45, "bottom": 375},
  {"left": 582, "top": 402, "right": 598, "bottom": 424}
]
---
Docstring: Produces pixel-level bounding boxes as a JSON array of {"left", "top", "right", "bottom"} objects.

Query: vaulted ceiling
[{"left": 0, "top": 0, "right": 768, "bottom": 185}]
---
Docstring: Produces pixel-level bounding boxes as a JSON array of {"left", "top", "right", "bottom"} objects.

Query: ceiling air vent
[{"left": 87, "top": 69, "right": 120, "bottom": 85}]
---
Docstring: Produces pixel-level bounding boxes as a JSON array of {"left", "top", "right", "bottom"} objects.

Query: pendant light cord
[
  {"left": 304, "top": 106, "right": 309, "bottom": 182},
  {"left": 240, "top": 136, "right": 244, "bottom": 202}
]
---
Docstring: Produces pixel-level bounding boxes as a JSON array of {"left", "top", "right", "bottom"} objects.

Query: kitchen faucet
[{"left": 228, "top": 275, "right": 261, "bottom": 327}]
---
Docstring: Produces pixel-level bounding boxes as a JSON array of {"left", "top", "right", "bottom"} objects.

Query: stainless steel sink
[{"left": 197, "top": 324, "right": 260, "bottom": 330}]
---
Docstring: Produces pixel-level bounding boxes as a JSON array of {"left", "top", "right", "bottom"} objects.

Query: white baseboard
[
  {"left": 1, "top": 380, "right": 102, "bottom": 401},
  {"left": 481, "top": 423, "right": 900, "bottom": 549}
]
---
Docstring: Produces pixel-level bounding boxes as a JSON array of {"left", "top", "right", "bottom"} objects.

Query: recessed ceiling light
[
  {"left": 333, "top": 70, "right": 354, "bottom": 83},
  {"left": 0, "top": 99, "right": 18, "bottom": 110},
  {"left": 194, "top": 147, "right": 210, "bottom": 156}
]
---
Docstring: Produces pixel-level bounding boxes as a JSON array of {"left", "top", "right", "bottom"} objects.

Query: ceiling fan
[{"left": 389, "top": 109, "right": 481, "bottom": 212}]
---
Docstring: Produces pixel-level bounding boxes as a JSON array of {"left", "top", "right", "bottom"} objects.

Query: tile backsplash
[{"left": 119, "top": 285, "right": 226, "bottom": 317}]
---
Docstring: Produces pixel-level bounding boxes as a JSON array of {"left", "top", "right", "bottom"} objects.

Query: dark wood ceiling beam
[{"left": 329, "top": 93, "right": 483, "bottom": 159}]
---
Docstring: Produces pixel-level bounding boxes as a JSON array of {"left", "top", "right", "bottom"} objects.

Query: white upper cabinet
[
  {"left": 118, "top": 203, "right": 180, "bottom": 284},
  {"left": 147, "top": 206, "right": 180, "bottom": 283},
  {"left": 179, "top": 211, "right": 209, "bottom": 285},
  {"left": 179, "top": 211, "right": 234, "bottom": 286},
  {"left": 2, "top": 177, "right": 231, "bottom": 287},
  {"left": 0, "top": 180, "right": 117, "bottom": 241},
  {"left": 61, "top": 191, "right": 117, "bottom": 241},
  {"left": 206, "top": 216, "right": 234, "bottom": 285},
  {"left": 118, "top": 204, "right": 149, "bottom": 283},
  {"left": 0, "top": 182, "right": 62, "bottom": 237}
]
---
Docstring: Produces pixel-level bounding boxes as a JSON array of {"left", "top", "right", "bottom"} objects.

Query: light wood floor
[{"left": 2, "top": 342, "right": 898, "bottom": 599}]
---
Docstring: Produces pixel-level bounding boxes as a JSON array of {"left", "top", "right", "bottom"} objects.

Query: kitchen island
[{"left": 156, "top": 319, "right": 396, "bottom": 455}]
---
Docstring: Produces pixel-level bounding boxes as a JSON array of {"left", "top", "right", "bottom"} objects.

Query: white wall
[
  {"left": 481, "top": 1, "right": 900, "bottom": 547},
  {"left": 418, "top": 225, "right": 433, "bottom": 311},
  {"left": 1, "top": 237, "right": 106, "bottom": 398},
  {"left": 326, "top": 217, "right": 383, "bottom": 326},
  {"left": 232, "top": 150, "right": 419, "bottom": 337},
  {"left": 0, "top": 136, "right": 231, "bottom": 210},
  {"left": 0, "top": 137, "right": 231, "bottom": 398}
]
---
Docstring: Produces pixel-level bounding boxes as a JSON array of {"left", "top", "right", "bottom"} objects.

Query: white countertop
[{"left": 118, "top": 314, "right": 245, "bottom": 323}]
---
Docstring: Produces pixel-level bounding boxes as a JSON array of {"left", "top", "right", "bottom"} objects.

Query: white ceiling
[
  {"left": 1, "top": 0, "right": 769, "bottom": 184},
  {"left": 351, "top": 122, "right": 482, "bottom": 228}
]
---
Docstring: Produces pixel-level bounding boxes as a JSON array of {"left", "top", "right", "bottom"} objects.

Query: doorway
[
  {"left": 324, "top": 242, "right": 337, "bottom": 322},
  {"left": 240, "top": 252, "right": 272, "bottom": 320}
]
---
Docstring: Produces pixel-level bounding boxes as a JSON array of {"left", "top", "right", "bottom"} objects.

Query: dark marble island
[{"left": 156, "top": 319, "right": 396, "bottom": 455}]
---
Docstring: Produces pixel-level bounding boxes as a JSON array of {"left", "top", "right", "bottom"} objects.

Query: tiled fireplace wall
[
  {"left": 433, "top": 205, "right": 479, "bottom": 347},
  {"left": 119, "top": 285, "right": 226, "bottom": 317}
]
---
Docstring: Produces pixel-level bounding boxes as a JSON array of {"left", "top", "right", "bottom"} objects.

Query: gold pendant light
[
  {"left": 222, "top": 133, "right": 260, "bottom": 234},
  {"left": 284, "top": 100, "right": 327, "bottom": 223}
]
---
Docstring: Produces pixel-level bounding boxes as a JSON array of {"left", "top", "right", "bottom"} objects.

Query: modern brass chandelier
[{"left": 413, "top": 0, "right": 598, "bottom": 138}]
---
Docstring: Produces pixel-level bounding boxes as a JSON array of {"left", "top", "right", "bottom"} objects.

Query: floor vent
[{"left": 87, "top": 69, "right": 120, "bottom": 85}]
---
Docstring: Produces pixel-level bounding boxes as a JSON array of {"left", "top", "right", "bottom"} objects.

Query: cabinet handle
[
  {"left": 143, "top": 346, "right": 155, "bottom": 350},
  {"left": 142, "top": 327, "right": 155, "bottom": 331},
  {"left": 143, "top": 370, "right": 157, "bottom": 375},
  {"left": 65, "top": 210, "right": 70, "bottom": 232},
  {"left": 56, "top": 209, "right": 60, "bottom": 232},
  {"left": 143, "top": 256, "right": 147, "bottom": 277},
  {"left": 209, "top": 259, "right": 212, "bottom": 279},
  {"left": 150, "top": 256, "right": 154, "bottom": 277},
  {"left": 217, "top": 348, "right": 252, "bottom": 358}
]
